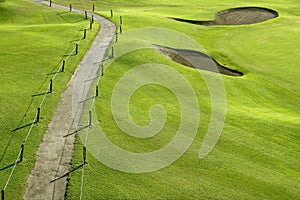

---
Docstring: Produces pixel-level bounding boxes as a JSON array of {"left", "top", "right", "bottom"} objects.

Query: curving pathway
[{"left": 24, "top": 1, "right": 116, "bottom": 199}]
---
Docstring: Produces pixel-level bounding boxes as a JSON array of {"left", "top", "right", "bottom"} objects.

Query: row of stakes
[
  {"left": 1, "top": 3, "right": 103, "bottom": 200},
  {"left": 50, "top": 0, "right": 119, "bottom": 172},
  {"left": 50, "top": 1, "right": 95, "bottom": 13},
  {"left": 1, "top": 110, "right": 92, "bottom": 200},
  {"left": 50, "top": 0, "right": 124, "bottom": 34},
  {"left": 2, "top": 2, "right": 122, "bottom": 199}
]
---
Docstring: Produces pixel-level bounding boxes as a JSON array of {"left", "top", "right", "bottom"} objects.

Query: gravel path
[{"left": 24, "top": 1, "right": 116, "bottom": 199}]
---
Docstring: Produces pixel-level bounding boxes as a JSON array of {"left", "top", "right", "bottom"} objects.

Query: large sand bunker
[
  {"left": 172, "top": 7, "right": 278, "bottom": 26},
  {"left": 152, "top": 45, "right": 243, "bottom": 76}
]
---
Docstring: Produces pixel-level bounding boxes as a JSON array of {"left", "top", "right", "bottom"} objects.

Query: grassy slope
[
  {"left": 0, "top": 0, "right": 99, "bottom": 199},
  {"left": 56, "top": 0, "right": 299, "bottom": 199}
]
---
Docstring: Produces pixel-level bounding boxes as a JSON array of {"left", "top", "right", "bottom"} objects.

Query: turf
[
  {"left": 1, "top": 0, "right": 299, "bottom": 199},
  {"left": 0, "top": 0, "right": 99, "bottom": 199},
  {"left": 49, "top": 0, "right": 300, "bottom": 199}
]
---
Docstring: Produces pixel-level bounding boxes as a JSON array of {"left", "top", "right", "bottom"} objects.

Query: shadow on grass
[
  {"left": 31, "top": 92, "right": 48, "bottom": 97},
  {"left": 0, "top": 161, "right": 20, "bottom": 172},
  {"left": 63, "top": 125, "right": 89, "bottom": 138},
  {"left": 47, "top": 71, "right": 63, "bottom": 76},
  {"left": 11, "top": 122, "right": 35, "bottom": 132},
  {"left": 50, "top": 163, "right": 84, "bottom": 183}
]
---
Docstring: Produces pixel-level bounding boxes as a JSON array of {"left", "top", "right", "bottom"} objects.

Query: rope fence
[
  {"left": 1, "top": 2, "right": 96, "bottom": 199},
  {"left": 2, "top": 1, "right": 122, "bottom": 198},
  {"left": 78, "top": 22, "right": 119, "bottom": 200}
]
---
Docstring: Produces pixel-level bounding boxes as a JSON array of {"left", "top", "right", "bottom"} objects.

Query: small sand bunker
[
  {"left": 152, "top": 44, "right": 243, "bottom": 76},
  {"left": 172, "top": 7, "right": 278, "bottom": 26}
]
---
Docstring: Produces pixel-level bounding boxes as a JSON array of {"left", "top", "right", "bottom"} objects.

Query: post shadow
[
  {"left": 31, "top": 92, "right": 48, "bottom": 97},
  {"left": 50, "top": 164, "right": 84, "bottom": 183},
  {"left": 63, "top": 125, "right": 89, "bottom": 138},
  {"left": 11, "top": 122, "right": 35, "bottom": 132},
  {"left": 78, "top": 96, "right": 95, "bottom": 104},
  {"left": 0, "top": 161, "right": 20, "bottom": 172}
]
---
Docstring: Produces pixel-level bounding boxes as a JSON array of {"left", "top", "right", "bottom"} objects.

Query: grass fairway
[
  {"left": 10, "top": 0, "right": 300, "bottom": 199},
  {"left": 0, "top": 0, "right": 99, "bottom": 199},
  {"left": 50, "top": 0, "right": 300, "bottom": 199}
]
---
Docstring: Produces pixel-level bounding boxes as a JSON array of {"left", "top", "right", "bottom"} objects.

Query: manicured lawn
[
  {"left": 0, "top": 0, "right": 99, "bottom": 199},
  {"left": 55, "top": 0, "right": 300, "bottom": 199},
  {"left": 1, "top": 0, "right": 299, "bottom": 199}
]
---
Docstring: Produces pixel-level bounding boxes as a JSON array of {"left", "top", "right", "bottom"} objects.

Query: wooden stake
[
  {"left": 115, "top": 32, "right": 118, "bottom": 43},
  {"left": 90, "top": 20, "right": 93, "bottom": 29},
  {"left": 36, "top": 107, "right": 41, "bottom": 123},
  {"left": 50, "top": 0, "right": 52, "bottom": 7},
  {"left": 20, "top": 143, "right": 24, "bottom": 162},
  {"left": 93, "top": 4, "right": 95, "bottom": 12},
  {"left": 120, "top": 16, "right": 123, "bottom": 25},
  {"left": 83, "top": 28, "right": 87, "bottom": 39},
  {"left": 85, "top": 11, "right": 87, "bottom": 20},
  {"left": 91, "top": 15, "right": 94, "bottom": 23},
  {"left": 119, "top": 25, "right": 122, "bottom": 34},
  {"left": 75, "top": 44, "right": 78, "bottom": 55},
  {"left": 69, "top": 4, "right": 72, "bottom": 12},
  {"left": 96, "top": 85, "right": 99, "bottom": 97},
  {"left": 61, "top": 60, "right": 65, "bottom": 72},
  {"left": 101, "top": 65, "right": 104, "bottom": 76},
  {"left": 49, "top": 79, "right": 53, "bottom": 93},
  {"left": 83, "top": 146, "right": 87, "bottom": 165},
  {"left": 1, "top": 189, "right": 4, "bottom": 200},
  {"left": 111, "top": 46, "right": 114, "bottom": 57},
  {"left": 89, "top": 110, "right": 92, "bottom": 127},
  {"left": 110, "top": 9, "right": 113, "bottom": 18}
]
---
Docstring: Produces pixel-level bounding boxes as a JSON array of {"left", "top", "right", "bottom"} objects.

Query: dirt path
[{"left": 24, "top": 1, "right": 116, "bottom": 199}]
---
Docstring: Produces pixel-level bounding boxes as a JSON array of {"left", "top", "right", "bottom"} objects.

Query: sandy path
[{"left": 24, "top": 1, "right": 116, "bottom": 199}]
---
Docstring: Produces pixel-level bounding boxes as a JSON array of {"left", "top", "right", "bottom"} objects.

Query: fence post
[
  {"left": 36, "top": 107, "right": 40, "bottom": 123},
  {"left": 83, "top": 28, "right": 87, "bottom": 39},
  {"left": 101, "top": 64, "right": 104, "bottom": 76},
  {"left": 20, "top": 143, "right": 24, "bottom": 162},
  {"left": 85, "top": 11, "right": 87, "bottom": 20},
  {"left": 115, "top": 32, "right": 118, "bottom": 43},
  {"left": 50, "top": 0, "right": 52, "bottom": 7},
  {"left": 111, "top": 46, "right": 114, "bottom": 57},
  {"left": 49, "top": 79, "right": 53, "bottom": 93},
  {"left": 1, "top": 189, "right": 4, "bottom": 200},
  {"left": 110, "top": 9, "right": 113, "bottom": 18},
  {"left": 83, "top": 146, "right": 87, "bottom": 165},
  {"left": 120, "top": 16, "right": 123, "bottom": 25},
  {"left": 61, "top": 60, "right": 65, "bottom": 72},
  {"left": 69, "top": 4, "right": 72, "bottom": 12},
  {"left": 93, "top": 4, "right": 95, "bottom": 12},
  {"left": 90, "top": 20, "right": 93, "bottom": 29},
  {"left": 75, "top": 44, "right": 78, "bottom": 55},
  {"left": 91, "top": 15, "right": 94, "bottom": 23},
  {"left": 96, "top": 85, "right": 99, "bottom": 97},
  {"left": 89, "top": 110, "right": 92, "bottom": 127},
  {"left": 119, "top": 25, "right": 122, "bottom": 34}
]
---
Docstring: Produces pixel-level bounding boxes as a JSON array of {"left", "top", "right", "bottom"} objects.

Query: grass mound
[
  {"left": 152, "top": 44, "right": 243, "bottom": 76},
  {"left": 172, "top": 7, "right": 278, "bottom": 26}
]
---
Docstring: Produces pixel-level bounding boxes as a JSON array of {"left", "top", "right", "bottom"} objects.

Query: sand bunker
[
  {"left": 152, "top": 45, "right": 243, "bottom": 76},
  {"left": 172, "top": 7, "right": 278, "bottom": 26}
]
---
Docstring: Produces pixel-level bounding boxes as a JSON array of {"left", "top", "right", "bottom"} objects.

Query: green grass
[
  {"left": 1, "top": 0, "right": 299, "bottom": 199},
  {"left": 0, "top": 0, "right": 99, "bottom": 199},
  {"left": 55, "top": 0, "right": 300, "bottom": 199}
]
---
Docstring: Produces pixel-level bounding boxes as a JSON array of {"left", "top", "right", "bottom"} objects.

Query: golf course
[{"left": 1, "top": 0, "right": 299, "bottom": 199}]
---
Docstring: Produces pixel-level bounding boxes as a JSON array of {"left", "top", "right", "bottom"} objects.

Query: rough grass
[{"left": 0, "top": 0, "right": 99, "bottom": 199}]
